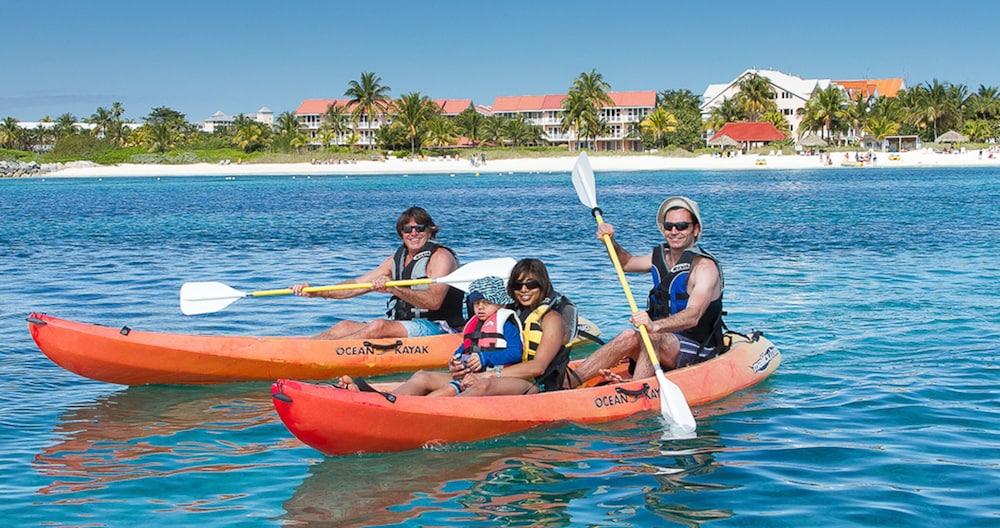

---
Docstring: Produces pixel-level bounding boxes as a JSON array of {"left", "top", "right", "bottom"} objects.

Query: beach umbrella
[
  {"left": 798, "top": 134, "right": 828, "bottom": 147},
  {"left": 935, "top": 130, "right": 968, "bottom": 143},
  {"left": 708, "top": 134, "right": 739, "bottom": 148}
]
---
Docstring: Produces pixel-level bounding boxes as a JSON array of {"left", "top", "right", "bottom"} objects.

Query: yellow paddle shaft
[
  {"left": 593, "top": 212, "right": 662, "bottom": 369},
  {"left": 249, "top": 278, "right": 433, "bottom": 298}
]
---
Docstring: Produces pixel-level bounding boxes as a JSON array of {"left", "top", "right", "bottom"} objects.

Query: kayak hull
[
  {"left": 27, "top": 312, "right": 599, "bottom": 386},
  {"left": 28, "top": 312, "right": 463, "bottom": 385},
  {"left": 272, "top": 333, "right": 781, "bottom": 455}
]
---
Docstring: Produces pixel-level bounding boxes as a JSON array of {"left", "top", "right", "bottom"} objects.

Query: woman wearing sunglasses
[
  {"left": 291, "top": 206, "right": 465, "bottom": 339},
  {"left": 459, "top": 258, "right": 577, "bottom": 396},
  {"left": 569, "top": 196, "right": 726, "bottom": 384}
]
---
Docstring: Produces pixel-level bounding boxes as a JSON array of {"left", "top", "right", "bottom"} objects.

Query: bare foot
[
  {"left": 333, "top": 375, "right": 360, "bottom": 391},
  {"left": 599, "top": 368, "right": 627, "bottom": 384}
]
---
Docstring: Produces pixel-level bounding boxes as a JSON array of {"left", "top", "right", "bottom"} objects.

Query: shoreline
[{"left": 31, "top": 150, "right": 1000, "bottom": 178}]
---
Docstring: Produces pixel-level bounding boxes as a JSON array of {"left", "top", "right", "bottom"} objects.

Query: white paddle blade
[
  {"left": 440, "top": 257, "right": 518, "bottom": 292},
  {"left": 180, "top": 281, "right": 248, "bottom": 316},
  {"left": 571, "top": 152, "right": 598, "bottom": 209},
  {"left": 656, "top": 370, "right": 697, "bottom": 435}
]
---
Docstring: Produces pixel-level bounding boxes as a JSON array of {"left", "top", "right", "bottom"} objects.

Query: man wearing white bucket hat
[{"left": 568, "top": 196, "right": 726, "bottom": 384}]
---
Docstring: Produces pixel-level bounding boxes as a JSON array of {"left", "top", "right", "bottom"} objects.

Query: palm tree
[
  {"left": 658, "top": 89, "right": 701, "bottom": 112},
  {"left": 0, "top": 117, "right": 22, "bottom": 148},
  {"left": 736, "top": 73, "right": 777, "bottom": 121},
  {"left": 639, "top": 106, "right": 678, "bottom": 147},
  {"left": 481, "top": 116, "right": 507, "bottom": 146},
  {"left": 426, "top": 116, "right": 458, "bottom": 147},
  {"left": 233, "top": 114, "right": 271, "bottom": 153},
  {"left": 504, "top": 115, "right": 544, "bottom": 147},
  {"left": 963, "top": 119, "right": 996, "bottom": 142},
  {"left": 320, "top": 104, "right": 349, "bottom": 146},
  {"left": 274, "top": 111, "right": 305, "bottom": 151},
  {"left": 799, "top": 85, "right": 847, "bottom": 141},
  {"left": 88, "top": 106, "right": 113, "bottom": 139},
  {"left": 146, "top": 121, "right": 176, "bottom": 153},
  {"left": 107, "top": 102, "right": 128, "bottom": 146},
  {"left": 344, "top": 71, "right": 392, "bottom": 149},
  {"left": 844, "top": 94, "right": 871, "bottom": 143},
  {"left": 864, "top": 114, "right": 900, "bottom": 142},
  {"left": 560, "top": 90, "right": 589, "bottom": 151},
  {"left": 54, "top": 113, "right": 78, "bottom": 138},
  {"left": 565, "top": 69, "right": 614, "bottom": 149},
  {"left": 761, "top": 110, "right": 790, "bottom": 134},
  {"left": 705, "top": 97, "right": 744, "bottom": 132},
  {"left": 393, "top": 92, "right": 437, "bottom": 154},
  {"left": 966, "top": 85, "right": 1000, "bottom": 120},
  {"left": 455, "top": 107, "right": 486, "bottom": 144}
]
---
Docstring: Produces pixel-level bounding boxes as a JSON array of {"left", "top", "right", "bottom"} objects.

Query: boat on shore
[
  {"left": 26, "top": 312, "right": 601, "bottom": 386},
  {"left": 272, "top": 332, "right": 781, "bottom": 456}
]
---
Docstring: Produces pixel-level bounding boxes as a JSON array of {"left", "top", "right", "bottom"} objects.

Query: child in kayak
[{"left": 335, "top": 275, "right": 523, "bottom": 396}]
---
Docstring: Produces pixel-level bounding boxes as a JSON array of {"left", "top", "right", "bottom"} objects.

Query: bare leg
[
  {"left": 393, "top": 370, "right": 455, "bottom": 396},
  {"left": 461, "top": 376, "right": 537, "bottom": 396},
  {"left": 314, "top": 320, "right": 367, "bottom": 340},
  {"left": 567, "top": 329, "right": 642, "bottom": 386},
  {"left": 316, "top": 318, "right": 409, "bottom": 340},
  {"left": 631, "top": 333, "right": 681, "bottom": 379}
]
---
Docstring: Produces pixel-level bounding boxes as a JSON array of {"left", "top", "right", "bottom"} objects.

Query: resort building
[
  {"left": 201, "top": 107, "right": 273, "bottom": 133},
  {"left": 710, "top": 122, "right": 787, "bottom": 151},
  {"left": 833, "top": 78, "right": 905, "bottom": 99},
  {"left": 294, "top": 98, "right": 475, "bottom": 146},
  {"left": 490, "top": 91, "right": 656, "bottom": 151},
  {"left": 701, "top": 69, "right": 834, "bottom": 136}
]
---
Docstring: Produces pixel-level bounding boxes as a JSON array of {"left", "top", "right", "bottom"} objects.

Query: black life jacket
[
  {"left": 647, "top": 244, "right": 725, "bottom": 351},
  {"left": 515, "top": 292, "right": 578, "bottom": 391},
  {"left": 385, "top": 241, "right": 465, "bottom": 329}
]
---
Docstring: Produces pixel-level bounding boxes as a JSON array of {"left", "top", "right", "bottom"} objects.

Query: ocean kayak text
[{"left": 335, "top": 344, "right": 430, "bottom": 356}]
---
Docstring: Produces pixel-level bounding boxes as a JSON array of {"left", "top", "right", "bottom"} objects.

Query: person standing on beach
[
  {"left": 291, "top": 206, "right": 465, "bottom": 339},
  {"left": 567, "top": 196, "right": 726, "bottom": 384}
]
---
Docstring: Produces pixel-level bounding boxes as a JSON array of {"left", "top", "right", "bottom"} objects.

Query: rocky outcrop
[{"left": 0, "top": 160, "right": 99, "bottom": 177}]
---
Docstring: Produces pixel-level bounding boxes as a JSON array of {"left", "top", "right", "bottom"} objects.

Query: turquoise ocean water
[{"left": 1, "top": 167, "right": 997, "bottom": 526}]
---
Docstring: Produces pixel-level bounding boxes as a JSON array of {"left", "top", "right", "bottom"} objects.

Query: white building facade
[
  {"left": 201, "top": 106, "right": 273, "bottom": 133},
  {"left": 490, "top": 91, "right": 655, "bottom": 151},
  {"left": 700, "top": 69, "right": 834, "bottom": 136},
  {"left": 294, "top": 99, "right": 474, "bottom": 147}
]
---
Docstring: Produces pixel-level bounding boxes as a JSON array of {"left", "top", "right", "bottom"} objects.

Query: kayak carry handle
[
  {"left": 273, "top": 392, "right": 293, "bottom": 403},
  {"left": 615, "top": 383, "right": 652, "bottom": 399},
  {"left": 363, "top": 340, "right": 403, "bottom": 351},
  {"left": 26, "top": 315, "right": 47, "bottom": 326}
]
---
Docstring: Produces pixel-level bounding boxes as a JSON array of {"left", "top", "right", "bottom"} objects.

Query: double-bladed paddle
[
  {"left": 180, "top": 257, "right": 518, "bottom": 316},
  {"left": 571, "top": 152, "right": 697, "bottom": 435}
]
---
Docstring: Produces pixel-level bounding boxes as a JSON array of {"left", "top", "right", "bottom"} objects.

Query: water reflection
[
  {"left": 282, "top": 390, "right": 774, "bottom": 528},
  {"left": 34, "top": 384, "right": 285, "bottom": 495}
]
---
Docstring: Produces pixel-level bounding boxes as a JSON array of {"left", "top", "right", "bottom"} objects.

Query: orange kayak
[
  {"left": 272, "top": 332, "right": 781, "bottom": 455},
  {"left": 27, "top": 312, "right": 600, "bottom": 386}
]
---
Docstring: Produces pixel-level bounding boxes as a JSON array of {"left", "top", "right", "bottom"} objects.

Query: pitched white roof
[
  {"left": 701, "top": 69, "right": 833, "bottom": 109},
  {"left": 257, "top": 106, "right": 272, "bottom": 113}
]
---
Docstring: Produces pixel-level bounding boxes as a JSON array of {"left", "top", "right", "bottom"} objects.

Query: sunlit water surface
[{"left": 1, "top": 167, "right": 997, "bottom": 526}]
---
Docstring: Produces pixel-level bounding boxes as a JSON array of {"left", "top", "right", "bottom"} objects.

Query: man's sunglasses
[
  {"left": 662, "top": 221, "right": 693, "bottom": 232},
  {"left": 511, "top": 279, "right": 541, "bottom": 290},
  {"left": 400, "top": 224, "right": 428, "bottom": 234}
]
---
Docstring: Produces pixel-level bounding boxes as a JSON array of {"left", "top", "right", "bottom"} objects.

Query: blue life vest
[{"left": 647, "top": 244, "right": 725, "bottom": 350}]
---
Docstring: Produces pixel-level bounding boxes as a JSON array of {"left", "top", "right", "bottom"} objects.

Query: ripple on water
[{"left": 1, "top": 168, "right": 998, "bottom": 526}]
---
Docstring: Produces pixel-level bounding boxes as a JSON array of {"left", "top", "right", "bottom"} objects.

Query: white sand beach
[{"left": 40, "top": 148, "right": 1000, "bottom": 178}]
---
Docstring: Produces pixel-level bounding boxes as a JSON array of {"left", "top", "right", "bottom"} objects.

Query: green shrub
[
  {"left": 44, "top": 134, "right": 113, "bottom": 162},
  {"left": 0, "top": 148, "right": 35, "bottom": 161}
]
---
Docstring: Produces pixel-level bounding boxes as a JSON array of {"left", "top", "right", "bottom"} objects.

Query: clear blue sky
[{"left": 3, "top": 0, "right": 998, "bottom": 121}]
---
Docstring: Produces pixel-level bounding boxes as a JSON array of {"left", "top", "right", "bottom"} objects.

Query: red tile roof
[
  {"left": 834, "top": 78, "right": 904, "bottom": 98},
  {"left": 434, "top": 99, "right": 473, "bottom": 115},
  {"left": 491, "top": 91, "right": 655, "bottom": 112},
  {"left": 295, "top": 99, "right": 353, "bottom": 115},
  {"left": 710, "top": 122, "right": 786, "bottom": 142}
]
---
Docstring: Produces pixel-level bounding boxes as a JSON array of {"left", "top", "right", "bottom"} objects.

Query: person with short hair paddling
[
  {"left": 569, "top": 196, "right": 726, "bottom": 385},
  {"left": 291, "top": 206, "right": 465, "bottom": 339}
]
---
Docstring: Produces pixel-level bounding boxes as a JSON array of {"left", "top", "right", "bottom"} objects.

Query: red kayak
[
  {"left": 272, "top": 332, "right": 781, "bottom": 455},
  {"left": 27, "top": 312, "right": 599, "bottom": 386}
]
